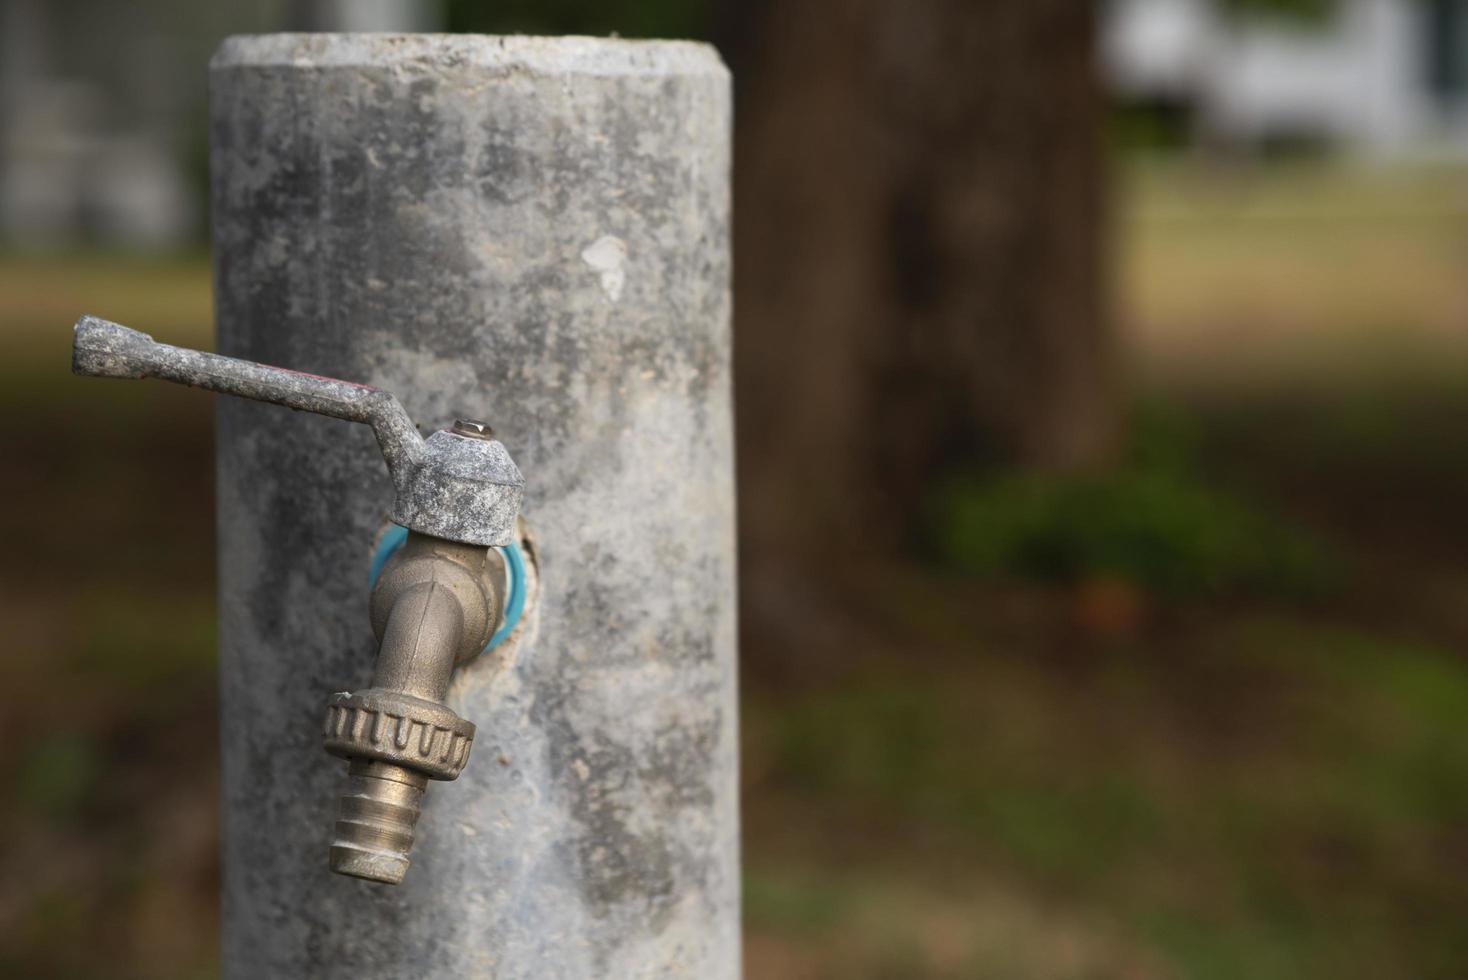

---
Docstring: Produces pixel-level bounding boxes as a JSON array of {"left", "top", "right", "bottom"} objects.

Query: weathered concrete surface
[{"left": 211, "top": 34, "right": 735, "bottom": 979}]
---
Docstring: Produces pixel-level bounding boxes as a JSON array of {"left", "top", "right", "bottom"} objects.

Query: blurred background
[{"left": 4, "top": 0, "right": 1468, "bottom": 977}]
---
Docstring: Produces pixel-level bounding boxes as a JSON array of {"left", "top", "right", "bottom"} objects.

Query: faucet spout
[
  {"left": 322, "top": 532, "right": 504, "bottom": 884},
  {"left": 373, "top": 580, "right": 465, "bottom": 702}
]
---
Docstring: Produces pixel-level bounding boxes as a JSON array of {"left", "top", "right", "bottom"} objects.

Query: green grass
[
  {"left": 13, "top": 733, "right": 104, "bottom": 823},
  {"left": 748, "top": 619, "right": 1468, "bottom": 978}
]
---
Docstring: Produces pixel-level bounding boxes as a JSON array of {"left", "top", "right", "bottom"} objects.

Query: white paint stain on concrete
[{"left": 581, "top": 234, "right": 627, "bottom": 301}]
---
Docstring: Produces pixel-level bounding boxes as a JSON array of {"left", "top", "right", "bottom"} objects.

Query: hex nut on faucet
[{"left": 70, "top": 315, "right": 526, "bottom": 885}]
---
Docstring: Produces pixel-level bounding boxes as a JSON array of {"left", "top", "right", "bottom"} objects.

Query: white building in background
[{"left": 1104, "top": 0, "right": 1468, "bottom": 158}]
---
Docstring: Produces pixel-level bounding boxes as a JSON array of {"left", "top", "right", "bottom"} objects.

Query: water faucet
[{"left": 71, "top": 314, "right": 526, "bottom": 884}]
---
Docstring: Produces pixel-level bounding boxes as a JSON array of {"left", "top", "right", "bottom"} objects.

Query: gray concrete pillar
[{"left": 210, "top": 35, "right": 736, "bottom": 979}]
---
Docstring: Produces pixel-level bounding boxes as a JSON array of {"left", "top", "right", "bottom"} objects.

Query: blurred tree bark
[{"left": 722, "top": 0, "right": 1114, "bottom": 558}]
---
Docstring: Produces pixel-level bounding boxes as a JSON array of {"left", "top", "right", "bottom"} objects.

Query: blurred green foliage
[
  {"left": 1223, "top": 0, "right": 1338, "bottom": 22},
  {"left": 743, "top": 868, "right": 847, "bottom": 935},
  {"left": 1110, "top": 101, "right": 1195, "bottom": 154},
  {"left": 14, "top": 734, "right": 102, "bottom": 823},
  {"left": 445, "top": 0, "right": 711, "bottom": 39},
  {"left": 928, "top": 403, "right": 1339, "bottom": 597}
]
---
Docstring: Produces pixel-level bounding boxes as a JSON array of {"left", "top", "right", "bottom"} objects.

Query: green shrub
[{"left": 928, "top": 405, "right": 1339, "bottom": 598}]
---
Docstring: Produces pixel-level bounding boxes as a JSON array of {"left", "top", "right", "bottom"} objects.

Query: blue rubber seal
[
  {"left": 490, "top": 537, "right": 527, "bottom": 651},
  {"left": 369, "top": 524, "right": 410, "bottom": 585},
  {"left": 369, "top": 524, "right": 527, "bottom": 653}
]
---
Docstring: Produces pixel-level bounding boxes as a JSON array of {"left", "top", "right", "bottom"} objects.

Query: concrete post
[{"left": 210, "top": 35, "right": 736, "bottom": 978}]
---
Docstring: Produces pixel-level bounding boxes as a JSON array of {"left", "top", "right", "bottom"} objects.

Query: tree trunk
[{"left": 727, "top": 0, "right": 1114, "bottom": 558}]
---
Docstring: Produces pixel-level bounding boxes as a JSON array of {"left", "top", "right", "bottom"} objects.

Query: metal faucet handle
[{"left": 72, "top": 315, "right": 525, "bottom": 547}]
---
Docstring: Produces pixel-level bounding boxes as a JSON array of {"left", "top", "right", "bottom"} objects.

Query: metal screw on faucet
[{"left": 452, "top": 419, "right": 495, "bottom": 439}]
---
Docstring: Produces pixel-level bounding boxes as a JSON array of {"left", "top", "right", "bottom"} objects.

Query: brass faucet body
[{"left": 322, "top": 532, "right": 504, "bottom": 884}]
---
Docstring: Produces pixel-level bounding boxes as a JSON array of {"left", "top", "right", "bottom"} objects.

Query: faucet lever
[
  {"left": 71, "top": 315, "right": 524, "bottom": 547},
  {"left": 73, "top": 314, "right": 424, "bottom": 471}
]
